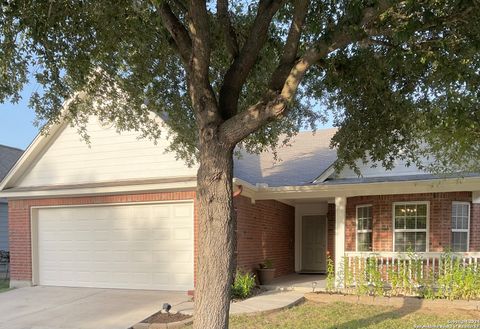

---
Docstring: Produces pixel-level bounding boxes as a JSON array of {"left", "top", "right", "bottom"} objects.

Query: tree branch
[
  {"left": 218, "top": 0, "right": 286, "bottom": 120},
  {"left": 187, "top": 0, "right": 220, "bottom": 130},
  {"left": 188, "top": 0, "right": 211, "bottom": 80},
  {"left": 269, "top": 0, "right": 310, "bottom": 91},
  {"left": 155, "top": 1, "right": 192, "bottom": 67},
  {"left": 217, "top": 0, "right": 239, "bottom": 59},
  {"left": 171, "top": 0, "right": 188, "bottom": 12},
  {"left": 220, "top": 0, "right": 394, "bottom": 145}
]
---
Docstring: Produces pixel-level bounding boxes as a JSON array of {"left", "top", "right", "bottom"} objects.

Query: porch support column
[{"left": 335, "top": 196, "right": 346, "bottom": 288}]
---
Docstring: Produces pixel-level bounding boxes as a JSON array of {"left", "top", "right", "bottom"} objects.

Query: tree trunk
[{"left": 193, "top": 134, "right": 236, "bottom": 329}]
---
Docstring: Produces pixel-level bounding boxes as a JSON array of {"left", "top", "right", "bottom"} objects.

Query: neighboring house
[
  {"left": 1, "top": 115, "right": 479, "bottom": 290},
  {"left": 0, "top": 145, "right": 23, "bottom": 253}
]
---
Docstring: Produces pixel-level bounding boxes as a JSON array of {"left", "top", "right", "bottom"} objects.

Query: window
[
  {"left": 393, "top": 202, "right": 428, "bottom": 252},
  {"left": 452, "top": 202, "right": 470, "bottom": 252},
  {"left": 356, "top": 205, "right": 372, "bottom": 251}
]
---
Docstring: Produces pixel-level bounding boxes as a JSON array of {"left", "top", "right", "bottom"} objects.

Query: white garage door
[{"left": 36, "top": 202, "right": 194, "bottom": 291}]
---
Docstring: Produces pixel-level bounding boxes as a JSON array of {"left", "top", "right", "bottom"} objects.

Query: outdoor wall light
[{"left": 163, "top": 303, "right": 172, "bottom": 314}]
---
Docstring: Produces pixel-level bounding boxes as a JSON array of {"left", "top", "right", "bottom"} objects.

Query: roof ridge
[{"left": 297, "top": 127, "right": 337, "bottom": 133}]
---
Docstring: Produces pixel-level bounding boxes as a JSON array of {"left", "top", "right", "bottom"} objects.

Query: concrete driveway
[{"left": 0, "top": 286, "right": 190, "bottom": 329}]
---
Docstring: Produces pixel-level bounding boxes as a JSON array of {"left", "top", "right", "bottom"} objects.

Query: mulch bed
[{"left": 141, "top": 311, "right": 192, "bottom": 324}]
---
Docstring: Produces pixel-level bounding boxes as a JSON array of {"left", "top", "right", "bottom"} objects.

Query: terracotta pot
[{"left": 257, "top": 268, "right": 275, "bottom": 285}]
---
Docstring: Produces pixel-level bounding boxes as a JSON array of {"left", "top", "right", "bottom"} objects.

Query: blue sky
[{"left": 0, "top": 84, "right": 40, "bottom": 150}]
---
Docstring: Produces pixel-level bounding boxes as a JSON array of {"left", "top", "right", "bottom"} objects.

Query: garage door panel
[
  {"left": 173, "top": 228, "right": 192, "bottom": 240},
  {"left": 174, "top": 251, "right": 194, "bottom": 262},
  {"left": 93, "top": 242, "right": 110, "bottom": 250},
  {"left": 110, "top": 241, "right": 130, "bottom": 250},
  {"left": 174, "top": 273, "right": 194, "bottom": 286},
  {"left": 37, "top": 202, "right": 194, "bottom": 291},
  {"left": 164, "top": 241, "right": 195, "bottom": 251},
  {"left": 151, "top": 206, "right": 170, "bottom": 217},
  {"left": 152, "top": 229, "right": 171, "bottom": 240},
  {"left": 173, "top": 204, "right": 193, "bottom": 217}
]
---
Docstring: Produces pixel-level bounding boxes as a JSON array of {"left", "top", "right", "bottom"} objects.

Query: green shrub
[
  {"left": 343, "top": 256, "right": 354, "bottom": 292},
  {"left": 337, "top": 251, "right": 480, "bottom": 300},
  {"left": 231, "top": 269, "right": 256, "bottom": 300},
  {"left": 366, "top": 257, "right": 384, "bottom": 296},
  {"left": 326, "top": 254, "right": 335, "bottom": 292}
]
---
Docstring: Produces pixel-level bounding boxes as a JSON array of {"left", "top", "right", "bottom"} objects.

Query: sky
[{"left": 0, "top": 84, "right": 41, "bottom": 150}]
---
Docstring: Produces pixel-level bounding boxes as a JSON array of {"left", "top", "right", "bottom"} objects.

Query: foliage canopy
[{"left": 1, "top": 0, "right": 479, "bottom": 172}]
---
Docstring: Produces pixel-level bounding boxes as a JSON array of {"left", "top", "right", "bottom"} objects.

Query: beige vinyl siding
[
  {"left": 16, "top": 117, "right": 197, "bottom": 187},
  {"left": 0, "top": 203, "right": 8, "bottom": 251},
  {"left": 337, "top": 158, "right": 429, "bottom": 179}
]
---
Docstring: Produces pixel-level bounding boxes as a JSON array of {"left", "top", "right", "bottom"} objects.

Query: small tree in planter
[{"left": 257, "top": 259, "right": 275, "bottom": 285}]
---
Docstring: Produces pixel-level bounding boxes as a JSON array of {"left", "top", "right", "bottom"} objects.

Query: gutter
[{"left": 233, "top": 176, "right": 480, "bottom": 201}]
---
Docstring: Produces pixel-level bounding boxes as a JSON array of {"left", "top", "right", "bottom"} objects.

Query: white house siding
[
  {"left": 16, "top": 117, "right": 198, "bottom": 188},
  {"left": 336, "top": 158, "right": 429, "bottom": 179},
  {"left": 0, "top": 202, "right": 8, "bottom": 251}
]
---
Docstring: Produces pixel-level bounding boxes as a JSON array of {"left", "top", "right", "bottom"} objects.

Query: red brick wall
[
  {"left": 471, "top": 204, "right": 480, "bottom": 251},
  {"left": 327, "top": 203, "right": 336, "bottom": 263},
  {"left": 8, "top": 191, "right": 197, "bottom": 282},
  {"left": 234, "top": 196, "right": 295, "bottom": 277},
  {"left": 345, "top": 192, "right": 472, "bottom": 252}
]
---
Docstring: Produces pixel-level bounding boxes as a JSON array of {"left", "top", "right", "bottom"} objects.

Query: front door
[{"left": 301, "top": 215, "right": 327, "bottom": 273}]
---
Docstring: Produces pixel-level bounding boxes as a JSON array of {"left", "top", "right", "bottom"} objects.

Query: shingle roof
[
  {"left": 0, "top": 145, "right": 23, "bottom": 181},
  {"left": 234, "top": 129, "right": 337, "bottom": 187},
  {"left": 320, "top": 173, "right": 480, "bottom": 185}
]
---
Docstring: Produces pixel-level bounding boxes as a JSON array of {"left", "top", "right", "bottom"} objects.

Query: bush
[
  {"left": 231, "top": 269, "right": 256, "bottom": 300},
  {"left": 326, "top": 254, "right": 335, "bottom": 292},
  {"left": 338, "top": 251, "right": 480, "bottom": 300}
]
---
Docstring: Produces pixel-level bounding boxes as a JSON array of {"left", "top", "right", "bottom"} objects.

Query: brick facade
[
  {"left": 471, "top": 204, "right": 480, "bottom": 251},
  {"left": 327, "top": 203, "right": 336, "bottom": 263},
  {"left": 9, "top": 189, "right": 478, "bottom": 285},
  {"left": 8, "top": 192, "right": 296, "bottom": 283},
  {"left": 234, "top": 196, "right": 295, "bottom": 277},
  {"left": 345, "top": 192, "right": 473, "bottom": 252}
]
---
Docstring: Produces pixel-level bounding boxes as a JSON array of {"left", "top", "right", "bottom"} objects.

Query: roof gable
[
  {"left": 313, "top": 156, "right": 435, "bottom": 185},
  {"left": 2, "top": 116, "right": 197, "bottom": 190}
]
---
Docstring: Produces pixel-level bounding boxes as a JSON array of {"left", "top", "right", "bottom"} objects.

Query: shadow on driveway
[{"left": 0, "top": 286, "right": 189, "bottom": 329}]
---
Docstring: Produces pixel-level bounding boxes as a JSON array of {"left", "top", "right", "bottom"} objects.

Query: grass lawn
[
  {"left": 189, "top": 301, "right": 480, "bottom": 329},
  {"left": 0, "top": 279, "right": 9, "bottom": 292}
]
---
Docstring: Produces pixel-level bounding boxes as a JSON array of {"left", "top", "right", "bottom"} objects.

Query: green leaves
[{"left": 1, "top": 0, "right": 480, "bottom": 174}]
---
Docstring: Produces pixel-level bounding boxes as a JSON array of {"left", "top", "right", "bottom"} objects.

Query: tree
[{"left": 1, "top": 0, "right": 479, "bottom": 328}]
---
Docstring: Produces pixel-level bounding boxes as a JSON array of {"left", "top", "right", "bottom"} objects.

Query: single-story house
[
  {"left": 1, "top": 115, "right": 479, "bottom": 291},
  {"left": 0, "top": 145, "right": 23, "bottom": 253}
]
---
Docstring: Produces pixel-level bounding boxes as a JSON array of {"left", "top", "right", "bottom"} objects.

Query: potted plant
[{"left": 257, "top": 259, "right": 275, "bottom": 285}]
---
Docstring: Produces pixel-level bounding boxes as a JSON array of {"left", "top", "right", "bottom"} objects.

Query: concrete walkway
[
  {"left": 262, "top": 273, "right": 326, "bottom": 292},
  {"left": 173, "top": 290, "right": 305, "bottom": 316}
]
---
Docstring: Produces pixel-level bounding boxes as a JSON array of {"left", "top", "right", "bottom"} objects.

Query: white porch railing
[{"left": 342, "top": 252, "right": 480, "bottom": 286}]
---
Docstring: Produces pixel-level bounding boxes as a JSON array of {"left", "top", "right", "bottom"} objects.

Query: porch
[{"left": 262, "top": 273, "right": 327, "bottom": 292}]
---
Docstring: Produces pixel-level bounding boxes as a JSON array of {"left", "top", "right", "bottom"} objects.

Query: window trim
[
  {"left": 451, "top": 201, "right": 470, "bottom": 252},
  {"left": 392, "top": 201, "right": 430, "bottom": 252},
  {"left": 356, "top": 204, "right": 373, "bottom": 252}
]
